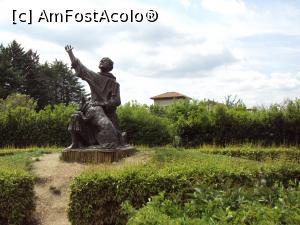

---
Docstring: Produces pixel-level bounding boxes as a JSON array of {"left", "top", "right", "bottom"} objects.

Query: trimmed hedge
[
  {"left": 0, "top": 169, "right": 35, "bottom": 225},
  {"left": 0, "top": 148, "right": 57, "bottom": 225},
  {"left": 2, "top": 99, "right": 300, "bottom": 147},
  {"left": 0, "top": 102, "right": 171, "bottom": 147},
  {"left": 117, "top": 102, "right": 171, "bottom": 146},
  {"left": 0, "top": 104, "right": 75, "bottom": 147},
  {"left": 161, "top": 99, "right": 300, "bottom": 147},
  {"left": 195, "top": 145, "right": 300, "bottom": 162},
  {"left": 68, "top": 152, "right": 300, "bottom": 225}
]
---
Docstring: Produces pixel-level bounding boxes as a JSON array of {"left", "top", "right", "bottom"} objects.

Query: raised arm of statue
[
  {"left": 65, "top": 45, "right": 97, "bottom": 83},
  {"left": 65, "top": 45, "right": 76, "bottom": 64}
]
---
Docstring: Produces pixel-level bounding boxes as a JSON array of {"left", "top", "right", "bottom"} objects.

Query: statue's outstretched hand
[
  {"left": 65, "top": 45, "right": 73, "bottom": 52},
  {"left": 65, "top": 45, "right": 76, "bottom": 63}
]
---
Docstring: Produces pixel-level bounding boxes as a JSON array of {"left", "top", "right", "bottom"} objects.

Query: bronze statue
[{"left": 65, "top": 45, "right": 125, "bottom": 149}]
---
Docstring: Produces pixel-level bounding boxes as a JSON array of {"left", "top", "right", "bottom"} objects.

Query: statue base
[{"left": 61, "top": 145, "right": 135, "bottom": 163}]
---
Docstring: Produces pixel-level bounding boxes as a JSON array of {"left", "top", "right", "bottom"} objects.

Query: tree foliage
[
  {"left": 0, "top": 40, "right": 85, "bottom": 109},
  {"left": 0, "top": 93, "right": 37, "bottom": 111}
]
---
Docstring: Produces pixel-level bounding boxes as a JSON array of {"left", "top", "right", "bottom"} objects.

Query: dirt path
[
  {"left": 32, "top": 153, "right": 88, "bottom": 225},
  {"left": 32, "top": 151, "right": 151, "bottom": 225}
]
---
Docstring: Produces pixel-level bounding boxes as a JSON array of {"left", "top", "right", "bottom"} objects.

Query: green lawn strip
[
  {"left": 0, "top": 150, "right": 51, "bottom": 171},
  {"left": 68, "top": 148, "right": 300, "bottom": 225},
  {"left": 0, "top": 146, "right": 63, "bottom": 157}
]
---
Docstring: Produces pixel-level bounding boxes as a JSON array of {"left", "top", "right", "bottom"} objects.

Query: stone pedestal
[{"left": 61, "top": 145, "right": 135, "bottom": 163}]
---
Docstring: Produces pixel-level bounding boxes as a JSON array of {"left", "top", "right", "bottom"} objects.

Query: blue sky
[{"left": 1, "top": 0, "right": 300, "bottom": 106}]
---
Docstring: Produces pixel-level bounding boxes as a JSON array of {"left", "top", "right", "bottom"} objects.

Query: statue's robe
[{"left": 72, "top": 58, "right": 121, "bottom": 129}]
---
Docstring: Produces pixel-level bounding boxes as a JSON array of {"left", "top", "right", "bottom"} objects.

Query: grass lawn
[{"left": 0, "top": 146, "right": 62, "bottom": 171}]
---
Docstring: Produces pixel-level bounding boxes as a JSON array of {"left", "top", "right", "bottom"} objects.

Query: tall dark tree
[
  {"left": 0, "top": 40, "right": 86, "bottom": 109},
  {"left": 39, "top": 60, "right": 85, "bottom": 107},
  {"left": 0, "top": 42, "right": 24, "bottom": 97},
  {"left": 23, "top": 49, "right": 41, "bottom": 98},
  {"left": 0, "top": 40, "right": 40, "bottom": 98}
]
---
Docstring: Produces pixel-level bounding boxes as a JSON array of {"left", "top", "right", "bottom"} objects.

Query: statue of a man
[{"left": 65, "top": 45, "right": 122, "bottom": 149}]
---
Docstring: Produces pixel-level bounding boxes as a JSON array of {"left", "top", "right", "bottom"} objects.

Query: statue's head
[{"left": 99, "top": 57, "right": 113, "bottom": 72}]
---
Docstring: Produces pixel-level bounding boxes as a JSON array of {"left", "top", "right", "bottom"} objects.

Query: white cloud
[
  {"left": 180, "top": 0, "right": 192, "bottom": 8},
  {"left": 201, "top": 0, "right": 246, "bottom": 15}
]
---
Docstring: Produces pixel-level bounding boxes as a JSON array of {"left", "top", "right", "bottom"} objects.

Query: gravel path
[{"left": 32, "top": 153, "right": 88, "bottom": 225}]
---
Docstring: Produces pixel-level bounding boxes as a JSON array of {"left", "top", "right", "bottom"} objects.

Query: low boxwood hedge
[
  {"left": 0, "top": 169, "right": 35, "bottom": 225},
  {"left": 197, "top": 146, "right": 300, "bottom": 162},
  {"left": 68, "top": 153, "right": 300, "bottom": 225}
]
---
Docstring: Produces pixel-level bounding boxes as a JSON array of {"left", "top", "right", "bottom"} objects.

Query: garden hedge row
[
  {"left": 160, "top": 99, "right": 300, "bottom": 147},
  {"left": 117, "top": 103, "right": 171, "bottom": 146},
  {"left": 2, "top": 99, "right": 300, "bottom": 147},
  {"left": 0, "top": 103, "right": 171, "bottom": 147},
  {"left": 0, "top": 169, "right": 35, "bottom": 225},
  {"left": 0, "top": 104, "right": 74, "bottom": 147},
  {"left": 68, "top": 154, "right": 300, "bottom": 225},
  {"left": 196, "top": 146, "right": 300, "bottom": 162}
]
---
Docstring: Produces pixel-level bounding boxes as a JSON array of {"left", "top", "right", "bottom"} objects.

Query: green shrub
[
  {"left": 0, "top": 104, "right": 75, "bottom": 147},
  {"left": 1, "top": 97, "right": 300, "bottom": 147},
  {"left": 124, "top": 195, "right": 205, "bottom": 225},
  {"left": 35, "top": 104, "right": 75, "bottom": 146},
  {"left": 0, "top": 148, "right": 58, "bottom": 224},
  {"left": 126, "top": 184, "right": 300, "bottom": 225},
  {"left": 163, "top": 99, "right": 300, "bottom": 147},
  {"left": 0, "top": 169, "right": 35, "bottom": 225},
  {"left": 0, "top": 93, "right": 37, "bottom": 111},
  {"left": 68, "top": 151, "right": 300, "bottom": 225},
  {"left": 117, "top": 102, "right": 171, "bottom": 146}
]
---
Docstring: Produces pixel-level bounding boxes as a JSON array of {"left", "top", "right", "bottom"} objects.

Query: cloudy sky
[{"left": 1, "top": 0, "right": 300, "bottom": 106}]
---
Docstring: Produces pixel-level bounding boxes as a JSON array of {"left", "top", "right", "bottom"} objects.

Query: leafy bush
[
  {"left": 0, "top": 104, "right": 75, "bottom": 147},
  {"left": 68, "top": 149, "right": 300, "bottom": 225},
  {"left": 162, "top": 99, "right": 300, "bottom": 147},
  {"left": 1, "top": 96, "right": 300, "bottom": 147},
  {"left": 0, "top": 147, "right": 60, "bottom": 224},
  {"left": 0, "top": 93, "right": 37, "bottom": 111},
  {"left": 117, "top": 102, "right": 171, "bottom": 146},
  {"left": 0, "top": 100, "right": 172, "bottom": 147},
  {"left": 0, "top": 169, "right": 35, "bottom": 225},
  {"left": 126, "top": 184, "right": 300, "bottom": 225}
]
